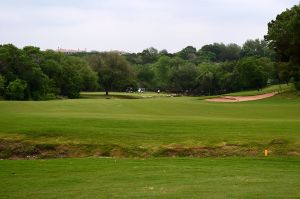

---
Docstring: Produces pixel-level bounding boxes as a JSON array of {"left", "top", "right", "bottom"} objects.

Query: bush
[{"left": 5, "top": 79, "right": 28, "bottom": 100}]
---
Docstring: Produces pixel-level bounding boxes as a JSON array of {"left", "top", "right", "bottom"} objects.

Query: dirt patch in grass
[
  {"left": 0, "top": 139, "right": 150, "bottom": 159},
  {"left": 0, "top": 139, "right": 298, "bottom": 159},
  {"left": 153, "top": 145, "right": 259, "bottom": 157},
  {"left": 206, "top": 92, "right": 278, "bottom": 102}
]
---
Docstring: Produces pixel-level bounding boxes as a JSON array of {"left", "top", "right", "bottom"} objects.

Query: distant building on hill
[{"left": 56, "top": 47, "right": 87, "bottom": 54}]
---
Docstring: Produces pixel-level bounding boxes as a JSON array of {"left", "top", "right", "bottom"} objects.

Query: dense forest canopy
[
  {"left": 0, "top": 4, "right": 299, "bottom": 100},
  {"left": 121, "top": 39, "right": 276, "bottom": 94},
  {"left": 0, "top": 40, "right": 276, "bottom": 100}
]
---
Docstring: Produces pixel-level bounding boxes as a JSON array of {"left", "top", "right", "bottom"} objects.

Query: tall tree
[
  {"left": 88, "top": 52, "right": 133, "bottom": 95},
  {"left": 223, "top": 43, "right": 241, "bottom": 61},
  {"left": 170, "top": 63, "right": 198, "bottom": 93},
  {"left": 200, "top": 43, "right": 241, "bottom": 62},
  {"left": 234, "top": 57, "right": 270, "bottom": 90},
  {"left": 265, "top": 4, "right": 300, "bottom": 89},
  {"left": 178, "top": 46, "right": 198, "bottom": 63},
  {"left": 139, "top": 47, "right": 159, "bottom": 64},
  {"left": 197, "top": 63, "right": 219, "bottom": 95},
  {"left": 5, "top": 79, "right": 28, "bottom": 100},
  {"left": 152, "top": 56, "right": 172, "bottom": 90},
  {"left": 241, "top": 39, "right": 274, "bottom": 59},
  {"left": 136, "top": 65, "right": 155, "bottom": 89}
]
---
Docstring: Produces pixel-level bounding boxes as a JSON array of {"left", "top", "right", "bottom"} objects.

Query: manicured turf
[
  {"left": 0, "top": 90, "right": 300, "bottom": 157},
  {"left": 0, "top": 88, "right": 299, "bottom": 198},
  {"left": 0, "top": 157, "right": 299, "bottom": 198}
]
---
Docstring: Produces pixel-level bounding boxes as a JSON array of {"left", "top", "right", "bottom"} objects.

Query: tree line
[
  {"left": 0, "top": 45, "right": 98, "bottom": 100},
  {"left": 121, "top": 39, "right": 276, "bottom": 95},
  {"left": 0, "top": 4, "right": 299, "bottom": 100},
  {"left": 0, "top": 40, "right": 279, "bottom": 100}
]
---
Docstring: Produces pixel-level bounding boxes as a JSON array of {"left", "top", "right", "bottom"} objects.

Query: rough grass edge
[{"left": 1, "top": 139, "right": 299, "bottom": 159}]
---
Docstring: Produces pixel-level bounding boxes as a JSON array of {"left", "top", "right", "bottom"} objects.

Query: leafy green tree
[
  {"left": 217, "top": 61, "right": 238, "bottom": 92},
  {"left": 170, "top": 63, "right": 198, "bottom": 93},
  {"left": 0, "top": 45, "right": 50, "bottom": 100},
  {"left": 5, "top": 79, "right": 28, "bottom": 100},
  {"left": 234, "top": 57, "right": 269, "bottom": 90},
  {"left": 139, "top": 47, "right": 159, "bottom": 64},
  {"left": 197, "top": 63, "right": 220, "bottom": 95},
  {"left": 178, "top": 46, "right": 198, "bottom": 63},
  {"left": 0, "top": 44, "right": 22, "bottom": 82},
  {"left": 197, "top": 50, "right": 216, "bottom": 63},
  {"left": 265, "top": 4, "right": 300, "bottom": 89},
  {"left": 201, "top": 43, "right": 225, "bottom": 62},
  {"left": 40, "top": 59, "right": 63, "bottom": 95},
  {"left": 275, "top": 62, "right": 292, "bottom": 85},
  {"left": 123, "top": 53, "right": 143, "bottom": 65},
  {"left": 218, "top": 72, "right": 236, "bottom": 93},
  {"left": 27, "top": 67, "right": 50, "bottom": 100},
  {"left": 136, "top": 65, "right": 155, "bottom": 89},
  {"left": 201, "top": 43, "right": 241, "bottom": 62},
  {"left": 60, "top": 63, "right": 82, "bottom": 98},
  {"left": 88, "top": 52, "right": 133, "bottom": 95},
  {"left": 64, "top": 56, "right": 98, "bottom": 92},
  {"left": 158, "top": 49, "right": 172, "bottom": 57},
  {"left": 79, "top": 66, "right": 99, "bottom": 91},
  {"left": 223, "top": 43, "right": 241, "bottom": 61},
  {"left": 152, "top": 56, "right": 172, "bottom": 90},
  {"left": 23, "top": 46, "right": 43, "bottom": 65},
  {"left": 152, "top": 56, "right": 188, "bottom": 90},
  {"left": 241, "top": 39, "right": 274, "bottom": 59}
]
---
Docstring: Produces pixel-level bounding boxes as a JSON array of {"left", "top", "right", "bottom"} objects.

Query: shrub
[{"left": 5, "top": 79, "right": 28, "bottom": 100}]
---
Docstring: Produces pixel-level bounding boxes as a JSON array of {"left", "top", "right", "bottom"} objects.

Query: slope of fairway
[
  {"left": 225, "top": 84, "right": 292, "bottom": 96},
  {"left": 0, "top": 92, "right": 300, "bottom": 158},
  {"left": 0, "top": 157, "right": 299, "bottom": 199}
]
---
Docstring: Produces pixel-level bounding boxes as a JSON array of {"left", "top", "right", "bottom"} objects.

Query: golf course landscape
[
  {"left": 1, "top": 1, "right": 300, "bottom": 197},
  {"left": 0, "top": 85, "right": 300, "bottom": 198},
  {"left": 1, "top": 85, "right": 299, "bottom": 158}
]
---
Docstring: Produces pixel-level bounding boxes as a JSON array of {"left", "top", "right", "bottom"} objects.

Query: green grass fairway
[
  {"left": 0, "top": 89, "right": 300, "bottom": 158},
  {"left": 0, "top": 157, "right": 299, "bottom": 198},
  {"left": 0, "top": 88, "right": 299, "bottom": 198}
]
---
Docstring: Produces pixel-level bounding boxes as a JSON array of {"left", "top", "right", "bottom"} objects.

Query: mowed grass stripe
[{"left": 0, "top": 157, "right": 299, "bottom": 199}]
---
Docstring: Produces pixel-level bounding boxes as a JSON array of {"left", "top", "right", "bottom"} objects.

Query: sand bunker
[{"left": 206, "top": 92, "right": 278, "bottom": 102}]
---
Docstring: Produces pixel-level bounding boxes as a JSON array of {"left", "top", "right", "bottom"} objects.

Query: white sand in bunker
[{"left": 206, "top": 92, "right": 278, "bottom": 102}]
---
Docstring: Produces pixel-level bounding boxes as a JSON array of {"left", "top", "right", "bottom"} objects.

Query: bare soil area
[{"left": 206, "top": 92, "right": 278, "bottom": 102}]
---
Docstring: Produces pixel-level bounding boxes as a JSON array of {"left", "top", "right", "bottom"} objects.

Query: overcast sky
[{"left": 0, "top": 0, "right": 299, "bottom": 52}]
